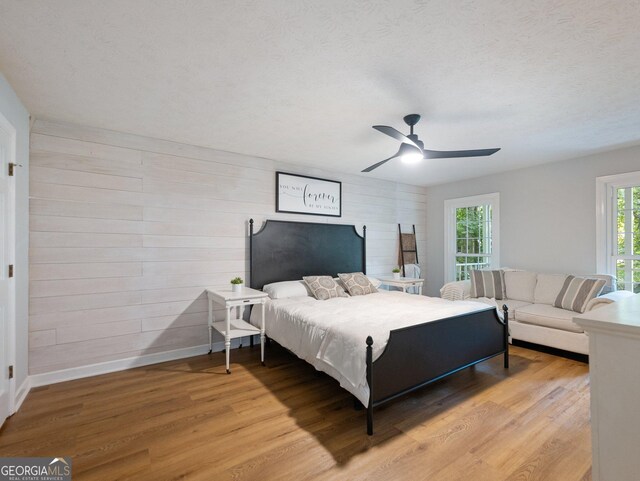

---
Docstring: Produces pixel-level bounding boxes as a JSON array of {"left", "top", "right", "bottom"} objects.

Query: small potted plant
[
  {"left": 392, "top": 267, "right": 401, "bottom": 280},
  {"left": 230, "top": 277, "right": 244, "bottom": 293}
]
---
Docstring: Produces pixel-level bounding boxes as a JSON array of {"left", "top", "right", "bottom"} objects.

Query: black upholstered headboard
[{"left": 249, "top": 219, "right": 366, "bottom": 290}]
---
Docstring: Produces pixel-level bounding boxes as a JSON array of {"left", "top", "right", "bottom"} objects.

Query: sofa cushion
[
  {"left": 504, "top": 271, "right": 537, "bottom": 302},
  {"left": 473, "top": 298, "right": 531, "bottom": 317},
  {"left": 554, "top": 275, "right": 606, "bottom": 313},
  {"left": 502, "top": 299, "right": 533, "bottom": 312},
  {"left": 534, "top": 274, "right": 568, "bottom": 305},
  {"left": 470, "top": 270, "right": 505, "bottom": 300},
  {"left": 515, "top": 304, "right": 584, "bottom": 333}
]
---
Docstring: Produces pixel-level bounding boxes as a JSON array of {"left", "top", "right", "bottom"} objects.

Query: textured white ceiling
[{"left": 1, "top": 0, "right": 639, "bottom": 186}]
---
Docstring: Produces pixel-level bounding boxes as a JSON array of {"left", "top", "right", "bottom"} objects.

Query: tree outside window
[
  {"left": 455, "top": 205, "right": 493, "bottom": 281},
  {"left": 445, "top": 193, "right": 499, "bottom": 283},
  {"left": 616, "top": 186, "right": 640, "bottom": 293}
]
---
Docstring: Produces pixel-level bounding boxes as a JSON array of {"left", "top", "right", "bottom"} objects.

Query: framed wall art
[{"left": 276, "top": 172, "right": 342, "bottom": 217}]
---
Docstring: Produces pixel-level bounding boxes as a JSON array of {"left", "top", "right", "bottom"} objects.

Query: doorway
[{"left": 0, "top": 113, "right": 16, "bottom": 426}]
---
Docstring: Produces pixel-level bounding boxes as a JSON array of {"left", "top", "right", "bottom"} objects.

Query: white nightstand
[
  {"left": 378, "top": 277, "right": 424, "bottom": 295},
  {"left": 206, "top": 287, "right": 269, "bottom": 374}
]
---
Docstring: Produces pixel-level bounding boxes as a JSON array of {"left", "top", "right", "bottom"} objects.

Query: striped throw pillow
[
  {"left": 554, "top": 275, "right": 606, "bottom": 313},
  {"left": 470, "top": 270, "right": 505, "bottom": 300}
]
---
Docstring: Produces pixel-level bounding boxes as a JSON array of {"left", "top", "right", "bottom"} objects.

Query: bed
[{"left": 249, "top": 219, "right": 509, "bottom": 435}]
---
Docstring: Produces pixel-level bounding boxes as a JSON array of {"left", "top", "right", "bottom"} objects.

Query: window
[
  {"left": 444, "top": 193, "right": 500, "bottom": 282},
  {"left": 597, "top": 171, "right": 640, "bottom": 293}
]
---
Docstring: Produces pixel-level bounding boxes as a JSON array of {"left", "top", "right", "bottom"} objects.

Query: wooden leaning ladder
[{"left": 398, "top": 224, "right": 419, "bottom": 277}]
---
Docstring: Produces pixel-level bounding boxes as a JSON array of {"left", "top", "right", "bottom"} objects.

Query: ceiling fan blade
[
  {"left": 373, "top": 125, "right": 421, "bottom": 150},
  {"left": 361, "top": 152, "right": 401, "bottom": 172},
  {"left": 423, "top": 148, "right": 500, "bottom": 159}
]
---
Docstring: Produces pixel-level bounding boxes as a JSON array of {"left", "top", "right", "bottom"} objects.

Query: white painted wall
[
  {"left": 28, "top": 115, "right": 639, "bottom": 380},
  {"left": 425, "top": 144, "right": 640, "bottom": 296},
  {"left": 0, "top": 73, "right": 29, "bottom": 403},
  {"left": 28, "top": 119, "right": 427, "bottom": 377}
]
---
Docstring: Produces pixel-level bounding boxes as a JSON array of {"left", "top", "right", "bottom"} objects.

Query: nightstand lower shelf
[{"left": 211, "top": 319, "right": 260, "bottom": 339}]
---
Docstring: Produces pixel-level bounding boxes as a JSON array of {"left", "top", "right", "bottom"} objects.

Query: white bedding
[{"left": 250, "top": 291, "right": 495, "bottom": 405}]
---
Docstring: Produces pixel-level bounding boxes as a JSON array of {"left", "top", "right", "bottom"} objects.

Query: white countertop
[{"left": 574, "top": 293, "right": 640, "bottom": 337}]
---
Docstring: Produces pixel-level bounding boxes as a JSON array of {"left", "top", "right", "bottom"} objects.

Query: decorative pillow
[
  {"left": 338, "top": 272, "right": 378, "bottom": 296},
  {"left": 337, "top": 276, "right": 381, "bottom": 290},
  {"left": 554, "top": 275, "right": 606, "bottom": 313},
  {"left": 504, "top": 271, "right": 538, "bottom": 302},
  {"left": 470, "top": 270, "right": 505, "bottom": 300},
  {"left": 302, "top": 276, "right": 349, "bottom": 300},
  {"left": 263, "top": 280, "right": 311, "bottom": 299},
  {"left": 534, "top": 274, "right": 568, "bottom": 305}
]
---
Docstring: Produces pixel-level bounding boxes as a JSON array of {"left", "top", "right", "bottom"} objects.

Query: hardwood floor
[{"left": 0, "top": 344, "right": 591, "bottom": 480}]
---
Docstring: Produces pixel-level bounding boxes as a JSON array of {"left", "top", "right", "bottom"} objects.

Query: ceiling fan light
[
  {"left": 400, "top": 152, "right": 424, "bottom": 164},
  {"left": 363, "top": 114, "right": 501, "bottom": 173}
]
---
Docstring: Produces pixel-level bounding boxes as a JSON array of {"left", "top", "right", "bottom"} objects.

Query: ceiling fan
[{"left": 362, "top": 114, "right": 501, "bottom": 172}]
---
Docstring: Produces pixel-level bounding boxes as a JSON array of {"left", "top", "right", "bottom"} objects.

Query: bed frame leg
[
  {"left": 366, "top": 335, "right": 374, "bottom": 435},
  {"left": 503, "top": 304, "right": 510, "bottom": 369}
]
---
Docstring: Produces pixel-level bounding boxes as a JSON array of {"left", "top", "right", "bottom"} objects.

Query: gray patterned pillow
[
  {"left": 302, "top": 276, "right": 349, "bottom": 300},
  {"left": 554, "top": 275, "right": 606, "bottom": 313},
  {"left": 470, "top": 269, "right": 505, "bottom": 300},
  {"left": 338, "top": 272, "right": 378, "bottom": 296}
]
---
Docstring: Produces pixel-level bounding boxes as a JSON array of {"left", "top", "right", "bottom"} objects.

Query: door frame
[{"left": 0, "top": 110, "right": 17, "bottom": 416}]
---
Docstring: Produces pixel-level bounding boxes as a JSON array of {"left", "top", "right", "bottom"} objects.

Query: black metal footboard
[{"left": 365, "top": 305, "right": 509, "bottom": 435}]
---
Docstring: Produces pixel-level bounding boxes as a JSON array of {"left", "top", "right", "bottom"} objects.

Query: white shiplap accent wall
[{"left": 28, "top": 119, "right": 427, "bottom": 375}]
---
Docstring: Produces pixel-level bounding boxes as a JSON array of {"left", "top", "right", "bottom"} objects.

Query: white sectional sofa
[{"left": 440, "top": 270, "right": 633, "bottom": 355}]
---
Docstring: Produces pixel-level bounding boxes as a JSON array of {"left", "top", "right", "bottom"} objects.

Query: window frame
[
  {"left": 444, "top": 193, "right": 500, "bottom": 283},
  {"left": 596, "top": 170, "right": 640, "bottom": 291}
]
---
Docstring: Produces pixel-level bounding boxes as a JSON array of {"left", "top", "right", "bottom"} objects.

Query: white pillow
[
  {"left": 534, "top": 274, "right": 568, "bottom": 305},
  {"left": 367, "top": 276, "right": 382, "bottom": 289},
  {"left": 504, "top": 271, "right": 537, "bottom": 302},
  {"left": 263, "top": 280, "right": 311, "bottom": 299}
]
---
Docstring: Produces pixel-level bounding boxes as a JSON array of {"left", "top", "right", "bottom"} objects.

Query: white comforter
[{"left": 250, "top": 291, "right": 494, "bottom": 404}]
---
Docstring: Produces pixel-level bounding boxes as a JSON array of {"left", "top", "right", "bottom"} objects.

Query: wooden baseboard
[{"left": 13, "top": 377, "right": 31, "bottom": 414}]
